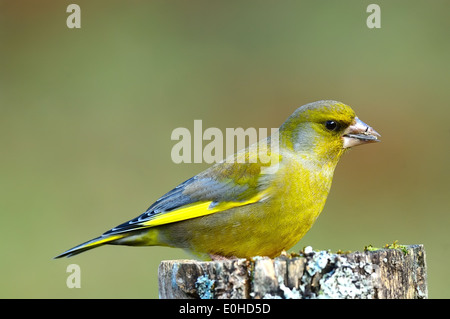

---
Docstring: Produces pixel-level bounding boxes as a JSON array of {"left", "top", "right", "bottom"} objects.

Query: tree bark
[{"left": 158, "top": 244, "right": 427, "bottom": 299}]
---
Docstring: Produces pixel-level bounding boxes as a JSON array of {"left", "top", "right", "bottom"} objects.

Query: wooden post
[{"left": 158, "top": 244, "right": 427, "bottom": 299}]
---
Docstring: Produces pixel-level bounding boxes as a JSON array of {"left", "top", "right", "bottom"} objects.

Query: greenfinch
[{"left": 55, "top": 100, "right": 380, "bottom": 260}]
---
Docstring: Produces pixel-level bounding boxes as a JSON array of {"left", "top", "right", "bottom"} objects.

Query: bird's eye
[{"left": 325, "top": 120, "right": 340, "bottom": 131}]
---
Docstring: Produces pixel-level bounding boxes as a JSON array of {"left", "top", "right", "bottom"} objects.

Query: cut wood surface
[{"left": 158, "top": 244, "right": 427, "bottom": 299}]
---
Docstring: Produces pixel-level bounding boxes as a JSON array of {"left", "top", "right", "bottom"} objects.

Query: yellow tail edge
[{"left": 54, "top": 234, "right": 125, "bottom": 258}]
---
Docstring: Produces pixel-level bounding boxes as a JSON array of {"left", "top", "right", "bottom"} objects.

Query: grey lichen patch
[
  {"left": 279, "top": 282, "right": 301, "bottom": 299},
  {"left": 298, "top": 248, "right": 375, "bottom": 299},
  {"left": 304, "top": 249, "right": 327, "bottom": 276},
  {"left": 251, "top": 247, "right": 378, "bottom": 299},
  {"left": 195, "top": 274, "right": 215, "bottom": 299},
  {"left": 317, "top": 255, "right": 375, "bottom": 299}
]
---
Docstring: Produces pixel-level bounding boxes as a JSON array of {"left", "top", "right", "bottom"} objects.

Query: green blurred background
[{"left": 1, "top": 0, "right": 449, "bottom": 298}]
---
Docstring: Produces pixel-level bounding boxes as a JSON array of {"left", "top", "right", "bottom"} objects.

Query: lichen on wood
[{"left": 158, "top": 244, "right": 427, "bottom": 299}]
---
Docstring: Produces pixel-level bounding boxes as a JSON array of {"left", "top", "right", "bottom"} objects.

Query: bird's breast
[{"left": 265, "top": 156, "right": 335, "bottom": 228}]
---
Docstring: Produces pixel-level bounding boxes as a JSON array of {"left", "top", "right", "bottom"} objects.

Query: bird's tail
[{"left": 54, "top": 233, "right": 126, "bottom": 258}]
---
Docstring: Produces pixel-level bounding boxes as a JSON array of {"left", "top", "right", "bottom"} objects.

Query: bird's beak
[{"left": 342, "top": 117, "right": 381, "bottom": 148}]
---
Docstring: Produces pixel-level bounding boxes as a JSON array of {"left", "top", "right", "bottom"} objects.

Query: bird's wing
[{"left": 103, "top": 159, "right": 278, "bottom": 236}]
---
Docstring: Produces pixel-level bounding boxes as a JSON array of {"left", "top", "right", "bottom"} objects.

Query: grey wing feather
[
  {"left": 103, "top": 177, "right": 196, "bottom": 235},
  {"left": 103, "top": 163, "right": 264, "bottom": 235}
]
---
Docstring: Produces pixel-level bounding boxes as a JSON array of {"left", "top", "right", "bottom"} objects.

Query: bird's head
[{"left": 279, "top": 100, "right": 380, "bottom": 165}]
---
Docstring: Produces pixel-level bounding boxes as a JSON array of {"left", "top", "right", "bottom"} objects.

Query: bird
[{"left": 55, "top": 100, "right": 380, "bottom": 260}]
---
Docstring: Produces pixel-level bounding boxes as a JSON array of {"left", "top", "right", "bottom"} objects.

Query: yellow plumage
[{"left": 55, "top": 100, "right": 379, "bottom": 259}]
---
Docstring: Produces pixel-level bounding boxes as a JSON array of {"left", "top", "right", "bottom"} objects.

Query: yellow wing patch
[
  {"left": 84, "top": 234, "right": 125, "bottom": 248},
  {"left": 141, "top": 189, "right": 270, "bottom": 228}
]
